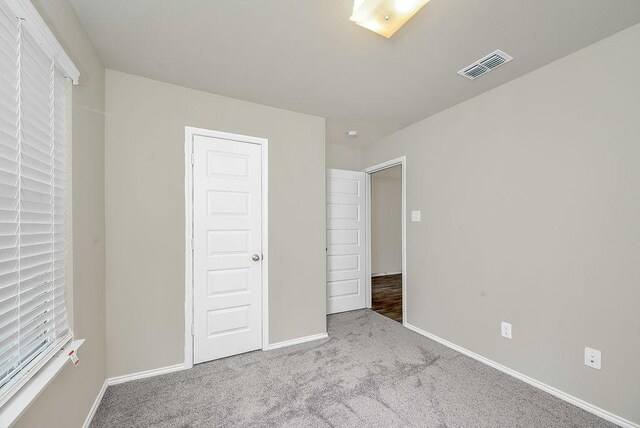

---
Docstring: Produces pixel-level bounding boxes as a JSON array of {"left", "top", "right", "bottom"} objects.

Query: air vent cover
[{"left": 458, "top": 50, "right": 513, "bottom": 80}]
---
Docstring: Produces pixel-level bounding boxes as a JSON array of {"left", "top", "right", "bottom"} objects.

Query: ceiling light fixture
[
  {"left": 350, "top": 0, "right": 431, "bottom": 38},
  {"left": 347, "top": 130, "right": 359, "bottom": 137}
]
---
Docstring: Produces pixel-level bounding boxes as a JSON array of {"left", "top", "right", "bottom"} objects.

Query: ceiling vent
[{"left": 458, "top": 50, "right": 513, "bottom": 80}]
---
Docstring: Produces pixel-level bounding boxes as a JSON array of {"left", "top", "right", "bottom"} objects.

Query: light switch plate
[
  {"left": 411, "top": 211, "right": 421, "bottom": 222},
  {"left": 584, "top": 347, "right": 601, "bottom": 370}
]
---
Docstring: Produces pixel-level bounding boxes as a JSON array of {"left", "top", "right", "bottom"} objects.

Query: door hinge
[
  {"left": 191, "top": 238, "right": 194, "bottom": 250},
  {"left": 190, "top": 153, "right": 194, "bottom": 165},
  {"left": 191, "top": 324, "right": 195, "bottom": 336}
]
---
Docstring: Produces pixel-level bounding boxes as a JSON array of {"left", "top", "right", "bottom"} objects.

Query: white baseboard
[
  {"left": 264, "top": 332, "right": 329, "bottom": 351},
  {"left": 372, "top": 272, "right": 402, "bottom": 277},
  {"left": 82, "top": 379, "right": 107, "bottom": 428},
  {"left": 83, "top": 363, "right": 186, "bottom": 427},
  {"left": 106, "top": 363, "right": 186, "bottom": 386},
  {"left": 404, "top": 322, "right": 638, "bottom": 428}
]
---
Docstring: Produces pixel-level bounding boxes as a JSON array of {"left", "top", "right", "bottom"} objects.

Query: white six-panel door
[
  {"left": 193, "top": 135, "right": 263, "bottom": 363},
  {"left": 326, "top": 169, "right": 366, "bottom": 314}
]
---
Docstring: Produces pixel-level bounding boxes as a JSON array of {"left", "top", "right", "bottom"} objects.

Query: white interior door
[
  {"left": 193, "top": 135, "right": 262, "bottom": 363},
  {"left": 326, "top": 169, "right": 366, "bottom": 314}
]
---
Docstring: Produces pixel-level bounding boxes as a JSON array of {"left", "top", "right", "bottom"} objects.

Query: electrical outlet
[
  {"left": 501, "top": 322, "right": 512, "bottom": 339},
  {"left": 584, "top": 347, "right": 601, "bottom": 370},
  {"left": 411, "top": 211, "right": 421, "bottom": 222}
]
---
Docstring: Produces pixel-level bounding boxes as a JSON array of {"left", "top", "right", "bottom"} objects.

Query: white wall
[
  {"left": 105, "top": 70, "right": 326, "bottom": 377},
  {"left": 361, "top": 23, "right": 640, "bottom": 424},
  {"left": 15, "top": 0, "right": 106, "bottom": 426},
  {"left": 371, "top": 166, "right": 402, "bottom": 275},
  {"left": 326, "top": 142, "right": 361, "bottom": 170}
]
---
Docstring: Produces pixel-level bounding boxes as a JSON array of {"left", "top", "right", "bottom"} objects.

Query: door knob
[{"left": 252, "top": 254, "right": 260, "bottom": 262}]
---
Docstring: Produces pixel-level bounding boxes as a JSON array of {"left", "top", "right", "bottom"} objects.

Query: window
[{"left": 0, "top": 0, "right": 78, "bottom": 406}]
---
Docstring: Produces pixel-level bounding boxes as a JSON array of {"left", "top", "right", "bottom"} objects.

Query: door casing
[
  {"left": 363, "top": 156, "right": 407, "bottom": 326},
  {"left": 184, "top": 126, "right": 269, "bottom": 369}
]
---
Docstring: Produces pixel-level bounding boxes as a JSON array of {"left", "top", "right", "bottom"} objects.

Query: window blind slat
[
  {"left": 21, "top": 164, "right": 50, "bottom": 184},
  {"left": 0, "top": 300, "right": 17, "bottom": 320},
  {"left": 0, "top": 355, "right": 17, "bottom": 377},
  {"left": 0, "top": 255, "right": 17, "bottom": 271},
  {"left": 16, "top": 294, "right": 51, "bottom": 328},
  {"left": 0, "top": 311, "right": 17, "bottom": 333},
  {"left": 20, "top": 223, "right": 50, "bottom": 235},
  {"left": 0, "top": 274, "right": 17, "bottom": 294},
  {"left": 0, "top": 275, "right": 16, "bottom": 292},
  {"left": 0, "top": 233, "right": 17, "bottom": 248},
  {"left": 19, "top": 315, "right": 52, "bottom": 347},
  {"left": 16, "top": 334, "right": 48, "bottom": 366},
  {"left": 19, "top": 232, "right": 49, "bottom": 245},
  {"left": 19, "top": 152, "right": 50, "bottom": 176},
  {"left": 16, "top": 308, "right": 48, "bottom": 340},
  {"left": 21, "top": 41, "right": 50, "bottom": 76},
  {"left": 0, "top": 28, "right": 17, "bottom": 57},
  {"left": 0, "top": 54, "right": 17, "bottom": 81},
  {"left": 0, "top": 170, "right": 18, "bottom": 186},
  {"left": 0, "top": 8, "right": 17, "bottom": 220},
  {"left": 18, "top": 332, "right": 52, "bottom": 362},
  {"left": 0, "top": 96, "right": 19, "bottom": 123},
  {"left": 0, "top": 338, "right": 16, "bottom": 364},
  {"left": 0, "top": 323, "right": 17, "bottom": 346},
  {"left": 0, "top": 4, "right": 19, "bottom": 398},
  {"left": 0, "top": 184, "right": 18, "bottom": 199},
  {"left": 0, "top": 275, "right": 16, "bottom": 294},
  {"left": 0, "top": 246, "right": 16, "bottom": 262},
  {"left": 0, "top": 201, "right": 17, "bottom": 214},
  {"left": 0, "top": 156, "right": 18, "bottom": 174},
  {"left": 20, "top": 134, "right": 51, "bottom": 161},
  {"left": 20, "top": 264, "right": 53, "bottom": 283},
  {"left": 22, "top": 104, "right": 52, "bottom": 133},
  {"left": 51, "top": 66, "right": 66, "bottom": 359}
]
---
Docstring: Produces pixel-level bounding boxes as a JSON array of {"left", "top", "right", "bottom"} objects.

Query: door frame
[
  {"left": 362, "top": 156, "right": 407, "bottom": 325},
  {"left": 184, "top": 126, "right": 269, "bottom": 369}
]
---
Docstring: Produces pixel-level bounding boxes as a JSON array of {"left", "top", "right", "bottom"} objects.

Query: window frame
[{"left": 0, "top": 0, "right": 79, "bottom": 418}]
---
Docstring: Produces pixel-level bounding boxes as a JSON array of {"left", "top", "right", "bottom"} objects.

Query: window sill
[{"left": 0, "top": 338, "right": 84, "bottom": 427}]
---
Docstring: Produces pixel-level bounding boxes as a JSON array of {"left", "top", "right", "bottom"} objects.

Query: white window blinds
[{"left": 0, "top": 0, "right": 70, "bottom": 403}]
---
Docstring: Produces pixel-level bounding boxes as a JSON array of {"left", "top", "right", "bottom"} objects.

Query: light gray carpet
[{"left": 91, "top": 310, "right": 613, "bottom": 427}]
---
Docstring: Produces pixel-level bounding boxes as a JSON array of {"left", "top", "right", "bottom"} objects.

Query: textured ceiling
[{"left": 69, "top": 0, "right": 640, "bottom": 147}]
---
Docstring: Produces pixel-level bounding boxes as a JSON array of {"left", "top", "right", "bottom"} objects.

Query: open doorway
[
  {"left": 325, "top": 157, "right": 406, "bottom": 323},
  {"left": 363, "top": 157, "right": 406, "bottom": 325},
  {"left": 369, "top": 165, "right": 403, "bottom": 322}
]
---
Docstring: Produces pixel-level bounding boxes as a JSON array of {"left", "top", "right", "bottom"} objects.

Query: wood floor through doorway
[{"left": 371, "top": 273, "right": 402, "bottom": 322}]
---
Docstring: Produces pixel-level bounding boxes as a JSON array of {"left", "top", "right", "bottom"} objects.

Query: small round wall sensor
[{"left": 346, "top": 130, "right": 358, "bottom": 137}]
